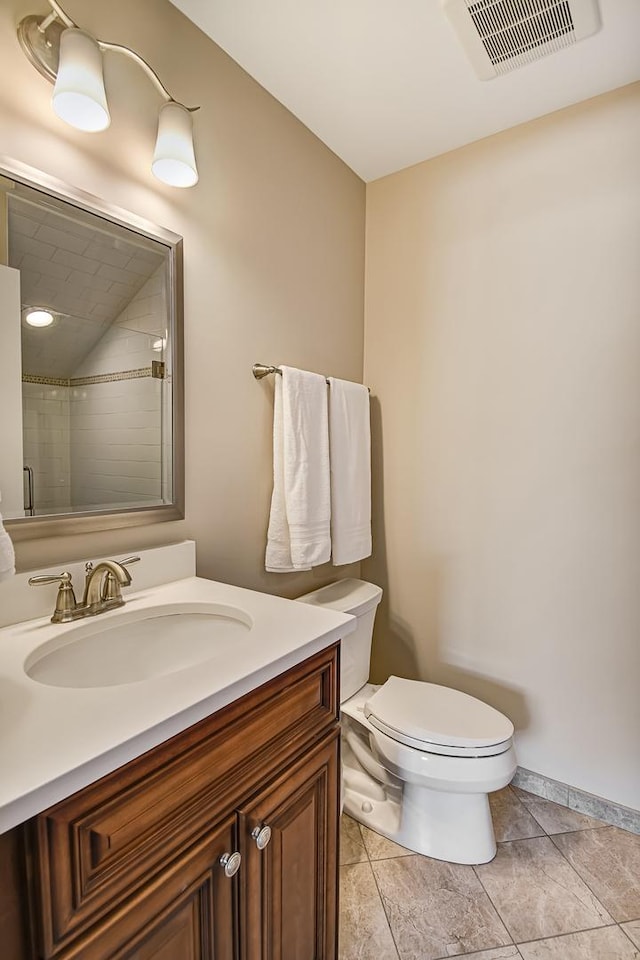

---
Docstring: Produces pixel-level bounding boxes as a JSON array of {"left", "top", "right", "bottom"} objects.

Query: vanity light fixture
[
  {"left": 17, "top": 0, "right": 199, "bottom": 187},
  {"left": 25, "top": 308, "right": 55, "bottom": 328},
  {"left": 52, "top": 28, "right": 110, "bottom": 132}
]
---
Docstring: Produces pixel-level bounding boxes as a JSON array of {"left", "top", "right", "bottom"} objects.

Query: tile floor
[{"left": 339, "top": 786, "right": 640, "bottom": 960}]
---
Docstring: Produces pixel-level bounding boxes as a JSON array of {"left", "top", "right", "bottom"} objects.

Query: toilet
[{"left": 297, "top": 579, "right": 516, "bottom": 865}]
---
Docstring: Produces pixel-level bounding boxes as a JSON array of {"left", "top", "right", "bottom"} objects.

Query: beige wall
[
  {"left": 364, "top": 83, "right": 640, "bottom": 810},
  {"left": 0, "top": 0, "right": 365, "bottom": 594}
]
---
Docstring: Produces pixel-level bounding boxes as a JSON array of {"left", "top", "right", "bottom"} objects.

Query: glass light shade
[
  {"left": 52, "top": 28, "right": 110, "bottom": 132},
  {"left": 152, "top": 102, "right": 198, "bottom": 188},
  {"left": 25, "top": 309, "right": 54, "bottom": 327}
]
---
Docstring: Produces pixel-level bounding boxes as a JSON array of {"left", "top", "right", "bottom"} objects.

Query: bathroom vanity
[
  {"left": 0, "top": 543, "right": 353, "bottom": 960},
  {"left": 2, "top": 645, "right": 339, "bottom": 959}
]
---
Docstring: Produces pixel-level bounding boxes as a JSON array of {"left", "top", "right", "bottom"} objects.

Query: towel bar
[{"left": 252, "top": 363, "right": 369, "bottom": 392}]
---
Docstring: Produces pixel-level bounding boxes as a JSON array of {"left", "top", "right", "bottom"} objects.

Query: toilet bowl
[{"left": 297, "top": 579, "right": 517, "bottom": 865}]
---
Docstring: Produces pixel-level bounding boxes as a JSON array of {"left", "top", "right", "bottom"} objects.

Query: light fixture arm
[
  {"left": 96, "top": 40, "right": 198, "bottom": 110},
  {"left": 40, "top": 0, "right": 199, "bottom": 111},
  {"left": 38, "top": 10, "right": 63, "bottom": 33},
  {"left": 44, "top": 0, "right": 74, "bottom": 28}
]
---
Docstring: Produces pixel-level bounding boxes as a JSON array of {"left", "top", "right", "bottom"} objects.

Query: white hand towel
[
  {"left": 328, "top": 378, "right": 372, "bottom": 565},
  {"left": 0, "top": 491, "right": 16, "bottom": 582},
  {"left": 266, "top": 367, "right": 331, "bottom": 572}
]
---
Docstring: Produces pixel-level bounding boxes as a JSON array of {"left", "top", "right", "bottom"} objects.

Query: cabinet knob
[
  {"left": 219, "top": 851, "right": 242, "bottom": 878},
  {"left": 251, "top": 825, "right": 272, "bottom": 850}
]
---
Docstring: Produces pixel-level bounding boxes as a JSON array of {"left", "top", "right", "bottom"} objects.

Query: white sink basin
[{"left": 25, "top": 602, "right": 253, "bottom": 688}]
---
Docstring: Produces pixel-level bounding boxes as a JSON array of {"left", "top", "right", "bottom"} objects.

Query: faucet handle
[
  {"left": 101, "top": 557, "right": 140, "bottom": 604},
  {"left": 85, "top": 556, "right": 139, "bottom": 574},
  {"left": 28, "top": 571, "right": 79, "bottom": 623},
  {"left": 29, "top": 571, "right": 73, "bottom": 587}
]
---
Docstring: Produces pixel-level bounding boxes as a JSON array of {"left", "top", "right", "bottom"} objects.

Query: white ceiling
[
  {"left": 170, "top": 0, "right": 640, "bottom": 181},
  {"left": 8, "top": 187, "right": 164, "bottom": 377}
]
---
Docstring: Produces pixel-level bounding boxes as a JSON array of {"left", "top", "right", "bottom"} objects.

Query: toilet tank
[{"left": 296, "top": 579, "right": 383, "bottom": 703}]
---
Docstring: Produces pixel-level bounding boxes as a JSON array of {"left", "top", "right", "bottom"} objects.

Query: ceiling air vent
[{"left": 442, "top": 0, "right": 602, "bottom": 79}]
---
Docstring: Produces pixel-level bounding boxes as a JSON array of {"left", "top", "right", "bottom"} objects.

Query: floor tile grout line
[
  {"left": 366, "top": 856, "right": 403, "bottom": 960},
  {"left": 518, "top": 814, "right": 612, "bottom": 838},
  {"left": 428, "top": 943, "right": 525, "bottom": 960},
  {"left": 341, "top": 815, "right": 370, "bottom": 866},
  {"left": 542, "top": 832, "right": 617, "bottom": 926},
  {"left": 353, "top": 818, "right": 371, "bottom": 863},
  {"left": 546, "top": 829, "right": 622, "bottom": 923},
  {"left": 434, "top": 942, "right": 525, "bottom": 959},
  {"left": 495, "top": 836, "right": 546, "bottom": 848},
  {"left": 338, "top": 857, "right": 400, "bottom": 960},
  {"left": 365, "top": 857, "right": 521, "bottom": 960},
  {"left": 540, "top": 824, "right": 611, "bottom": 837},
  {"left": 619, "top": 921, "right": 640, "bottom": 950},
  {"left": 514, "top": 788, "right": 616, "bottom": 836},
  {"left": 517, "top": 808, "right": 549, "bottom": 837},
  {"left": 511, "top": 790, "right": 616, "bottom": 837},
  {"left": 471, "top": 860, "right": 520, "bottom": 946},
  {"left": 495, "top": 821, "right": 612, "bottom": 846},
  {"left": 507, "top": 785, "right": 551, "bottom": 839},
  {"left": 356, "top": 819, "right": 372, "bottom": 864},
  {"left": 474, "top": 834, "right": 616, "bottom": 943},
  {"left": 513, "top": 921, "right": 620, "bottom": 948}
]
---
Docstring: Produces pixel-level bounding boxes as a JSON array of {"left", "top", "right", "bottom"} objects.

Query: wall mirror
[{"left": 0, "top": 158, "right": 184, "bottom": 541}]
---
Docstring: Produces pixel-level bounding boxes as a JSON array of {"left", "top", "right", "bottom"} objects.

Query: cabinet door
[
  {"left": 59, "top": 817, "right": 238, "bottom": 960},
  {"left": 239, "top": 732, "right": 339, "bottom": 960}
]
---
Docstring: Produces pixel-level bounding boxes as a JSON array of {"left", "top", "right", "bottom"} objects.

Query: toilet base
[{"left": 344, "top": 782, "right": 498, "bottom": 864}]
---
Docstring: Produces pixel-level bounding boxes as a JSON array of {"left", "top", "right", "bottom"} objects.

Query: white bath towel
[
  {"left": 328, "top": 378, "right": 371, "bottom": 565},
  {"left": 0, "top": 491, "right": 16, "bottom": 582},
  {"left": 265, "top": 367, "right": 331, "bottom": 572}
]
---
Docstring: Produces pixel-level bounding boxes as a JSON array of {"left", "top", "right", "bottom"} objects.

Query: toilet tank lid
[{"left": 296, "top": 579, "right": 383, "bottom": 617}]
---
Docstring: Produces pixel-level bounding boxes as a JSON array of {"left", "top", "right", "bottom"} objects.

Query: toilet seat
[{"left": 364, "top": 676, "right": 514, "bottom": 758}]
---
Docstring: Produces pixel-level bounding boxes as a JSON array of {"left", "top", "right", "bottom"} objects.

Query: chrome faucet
[{"left": 29, "top": 556, "right": 140, "bottom": 623}]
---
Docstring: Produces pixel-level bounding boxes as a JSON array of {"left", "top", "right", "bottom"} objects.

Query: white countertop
[{"left": 0, "top": 574, "right": 354, "bottom": 834}]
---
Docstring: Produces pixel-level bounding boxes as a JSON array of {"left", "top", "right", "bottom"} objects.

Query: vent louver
[{"left": 442, "top": 0, "right": 601, "bottom": 79}]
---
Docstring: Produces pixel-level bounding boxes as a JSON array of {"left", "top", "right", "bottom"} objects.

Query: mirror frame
[{"left": 0, "top": 156, "right": 184, "bottom": 542}]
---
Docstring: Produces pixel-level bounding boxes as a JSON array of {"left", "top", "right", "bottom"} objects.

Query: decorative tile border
[
  {"left": 73, "top": 368, "right": 153, "bottom": 386},
  {"left": 22, "top": 374, "right": 70, "bottom": 387},
  {"left": 23, "top": 367, "right": 153, "bottom": 387},
  {"left": 513, "top": 766, "right": 640, "bottom": 835}
]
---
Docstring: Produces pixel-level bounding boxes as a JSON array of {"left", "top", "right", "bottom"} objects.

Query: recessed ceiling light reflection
[{"left": 25, "top": 309, "right": 54, "bottom": 327}]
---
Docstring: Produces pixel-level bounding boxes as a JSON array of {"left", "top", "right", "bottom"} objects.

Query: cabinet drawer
[{"left": 29, "top": 643, "right": 338, "bottom": 957}]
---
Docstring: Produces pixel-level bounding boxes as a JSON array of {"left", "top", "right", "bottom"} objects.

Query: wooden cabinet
[
  {"left": 1, "top": 644, "right": 340, "bottom": 960},
  {"left": 240, "top": 737, "right": 338, "bottom": 960}
]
